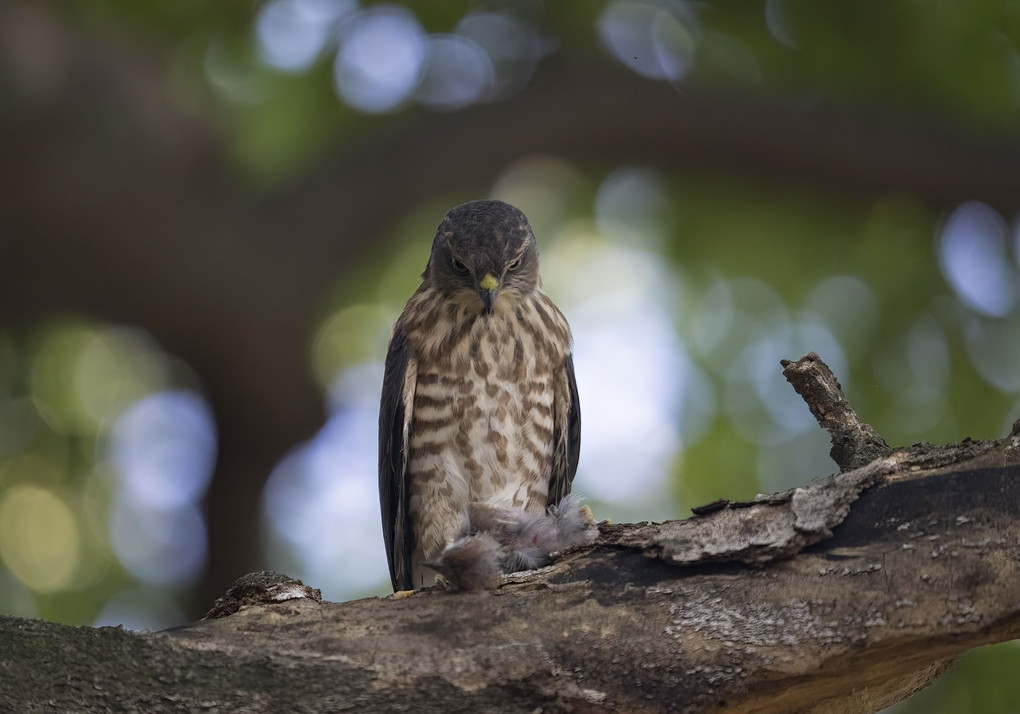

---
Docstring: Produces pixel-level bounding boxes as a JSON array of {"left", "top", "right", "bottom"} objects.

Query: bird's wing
[
  {"left": 378, "top": 325, "right": 416, "bottom": 591},
  {"left": 549, "top": 353, "right": 581, "bottom": 506}
]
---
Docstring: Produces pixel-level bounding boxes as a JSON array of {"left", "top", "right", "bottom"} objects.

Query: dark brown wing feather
[
  {"left": 548, "top": 353, "right": 581, "bottom": 506},
  {"left": 378, "top": 326, "right": 414, "bottom": 591}
]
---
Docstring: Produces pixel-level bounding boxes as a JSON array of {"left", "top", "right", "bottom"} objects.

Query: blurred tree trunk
[{"left": 3, "top": 1, "right": 1020, "bottom": 614}]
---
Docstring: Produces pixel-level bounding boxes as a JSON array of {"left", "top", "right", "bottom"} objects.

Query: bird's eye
[
  {"left": 451, "top": 258, "right": 469, "bottom": 274},
  {"left": 507, "top": 257, "right": 522, "bottom": 272}
]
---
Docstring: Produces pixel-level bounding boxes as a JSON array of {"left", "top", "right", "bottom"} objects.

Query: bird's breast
[{"left": 407, "top": 293, "right": 569, "bottom": 512}]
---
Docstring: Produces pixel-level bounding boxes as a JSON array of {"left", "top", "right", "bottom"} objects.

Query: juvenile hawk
[{"left": 378, "top": 200, "right": 581, "bottom": 591}]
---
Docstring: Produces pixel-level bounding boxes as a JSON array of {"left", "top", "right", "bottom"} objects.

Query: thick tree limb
[{"left": 2, "top": 355, "right": 1019, "bottom": 712}]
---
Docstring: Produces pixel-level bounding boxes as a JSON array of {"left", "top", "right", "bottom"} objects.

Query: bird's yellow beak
[{"left": 479, "top": 273, "right": 499, "bottom": 314}]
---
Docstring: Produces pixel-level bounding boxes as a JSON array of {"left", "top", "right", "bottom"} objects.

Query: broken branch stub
[{"left": 781, "top": 352, "right": 893, "bottom": 472}]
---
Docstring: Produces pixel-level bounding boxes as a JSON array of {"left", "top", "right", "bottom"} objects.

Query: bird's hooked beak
[{"left": 478, "top": 273, "right": 500, "bottom": 314}]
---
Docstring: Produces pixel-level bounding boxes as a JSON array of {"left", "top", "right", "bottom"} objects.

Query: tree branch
[
  {"left": 781, "top": 352, "right": 893, "bottom": 471},
  {"left": 2, "top": 355, "right": 1019, "bottom": 712}
]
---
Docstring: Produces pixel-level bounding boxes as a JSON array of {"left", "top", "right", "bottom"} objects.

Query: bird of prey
[{"left": 378, "top": 200, "right": 581, "bottom": 591}]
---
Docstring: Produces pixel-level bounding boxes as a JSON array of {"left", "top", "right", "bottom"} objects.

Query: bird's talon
[{"left": 578, "top": 504, "right": 595, "bottom": 525}]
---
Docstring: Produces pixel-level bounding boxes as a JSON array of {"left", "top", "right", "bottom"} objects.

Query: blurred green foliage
[{"left": 2, "top": 1, "right": 1019, "bottom": 710}]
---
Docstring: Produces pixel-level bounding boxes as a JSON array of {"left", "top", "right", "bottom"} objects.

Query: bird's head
[{"left": 425, "top": 200, "right": 540, "bottom": 315}]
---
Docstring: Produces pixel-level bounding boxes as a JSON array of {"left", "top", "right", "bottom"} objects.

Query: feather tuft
[
  {"left": 428, "top": 494, "right": 600, "bottom": 589},
  {"left": 422, "top": 533, "right": 503, "bottom": 591}
]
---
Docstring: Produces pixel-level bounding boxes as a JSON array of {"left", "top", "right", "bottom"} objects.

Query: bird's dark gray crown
[{"left": 433, "top": 199, "right": 534, "bottom": 267}]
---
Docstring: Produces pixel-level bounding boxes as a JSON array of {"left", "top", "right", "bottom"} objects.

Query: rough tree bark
[{"left": 1, "top": 354, "right": 1017, "bottom": 713}]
